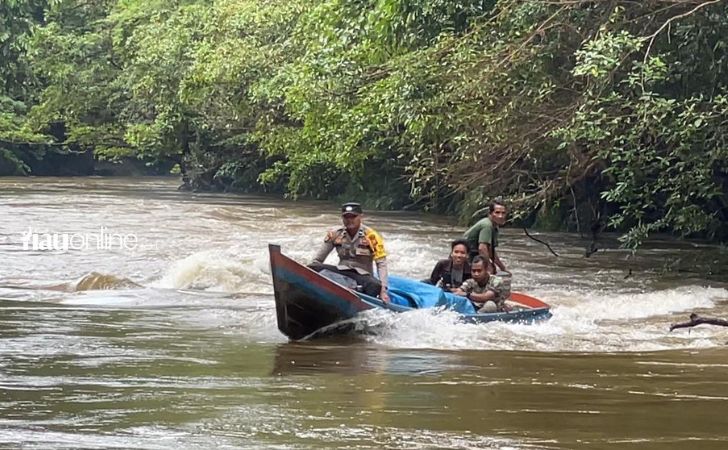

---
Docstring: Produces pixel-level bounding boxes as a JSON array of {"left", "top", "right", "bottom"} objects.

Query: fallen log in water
[{"left": 670, "top": 313, "right": 728, "bottom": 332}]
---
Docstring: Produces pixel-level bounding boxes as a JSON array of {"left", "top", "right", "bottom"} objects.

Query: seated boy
[{"left": 454, "top": 256, "right": 511, "bottom": 313}]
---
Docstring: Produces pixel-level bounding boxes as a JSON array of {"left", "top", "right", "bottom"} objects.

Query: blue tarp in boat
[{"left": 387, "top": 275, "right": 477, "bottom": 314}]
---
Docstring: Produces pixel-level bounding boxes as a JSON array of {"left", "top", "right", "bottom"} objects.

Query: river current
[{"left": 1, "top": 177, "right": 727, "bottom": 449}]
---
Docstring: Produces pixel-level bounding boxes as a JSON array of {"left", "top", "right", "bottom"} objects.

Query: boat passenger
[
  {"left": 309, "top": 202, "right": 390, "bottom": 302},
  {"left": 463, "top": 199, "right": 510, "bottom": 275},
  {"left": 454, "top": 256, "right": 511, "bottom": 313},
  {"left": 425, "top": 239, "right": 472, "bottom": 292}
]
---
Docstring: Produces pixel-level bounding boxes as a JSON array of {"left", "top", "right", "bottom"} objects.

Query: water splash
[
  {"left": 365, "top": 286, "right": 728, "bottom": 352},
  {"left": 153, "top": 249, "right": 271, "bottom": 292}
]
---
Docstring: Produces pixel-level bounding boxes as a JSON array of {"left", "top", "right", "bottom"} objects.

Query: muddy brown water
[{"left": 1, "top": 177, "right": 727, "bottom": 449}]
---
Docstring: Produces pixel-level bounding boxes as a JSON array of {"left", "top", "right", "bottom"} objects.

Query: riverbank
[{"left": 0, "top": 148, "right": 177, "bottom": 177}]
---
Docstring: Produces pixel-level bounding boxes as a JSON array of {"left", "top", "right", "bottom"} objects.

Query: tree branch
[
  {"left": 523, "top": 227, "right": 560, "bottom": 257},
  {"left": 670, "top": 313, "right": 728, "bottom": 331},
  {"left": 642, "top": 0, "right": 723, "bottom": 65}
]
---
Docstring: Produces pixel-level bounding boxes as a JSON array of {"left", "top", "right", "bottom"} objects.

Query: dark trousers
[{"left": 308, "top": 262, "right": 382, "bottom": 297}]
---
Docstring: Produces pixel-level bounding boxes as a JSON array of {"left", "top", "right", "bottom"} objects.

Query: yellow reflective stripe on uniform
[{"left": 364, "top": 228, "right": 386, "bottom": 261}]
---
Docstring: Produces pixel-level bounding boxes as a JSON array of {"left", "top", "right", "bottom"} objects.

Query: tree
[
  {"left": 4, "top": 0, "right": 727, "bottom": 247},
  {"left": 0, "top": 0, "right": 52, "bottom": 174}
]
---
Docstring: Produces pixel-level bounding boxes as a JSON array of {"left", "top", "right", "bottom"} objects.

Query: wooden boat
[{"left": 269, "top": 244, "right": 552, "bottom": 340}]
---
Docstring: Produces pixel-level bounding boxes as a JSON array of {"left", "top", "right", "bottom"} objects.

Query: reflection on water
[{"left": 2, "top": 177, "right": 728, "bottom": 448}]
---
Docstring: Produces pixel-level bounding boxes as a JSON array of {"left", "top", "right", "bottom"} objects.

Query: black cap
[{"left": 341, "top": 202, "right": 363, "bottom": 216}]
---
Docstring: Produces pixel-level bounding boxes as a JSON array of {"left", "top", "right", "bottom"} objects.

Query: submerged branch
[{"left": 670, "top": 313, "right": 728, "bottom": 331}]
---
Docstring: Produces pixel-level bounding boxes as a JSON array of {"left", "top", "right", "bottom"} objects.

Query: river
[{"left": 1, "top": 177, "right": 727, "bottom": 449}]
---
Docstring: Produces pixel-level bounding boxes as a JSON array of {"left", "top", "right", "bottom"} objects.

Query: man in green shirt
[{"left": 463, "top": 200, "right": 509, "bottom": 274}]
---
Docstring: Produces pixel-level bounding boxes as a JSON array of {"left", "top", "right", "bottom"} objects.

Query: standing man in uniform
[
  {"left": 463, "top": 199, "right": 509, "bottom": 274},
  {"left": 309, "top": 202, "right": 390, "bottom": 302}
]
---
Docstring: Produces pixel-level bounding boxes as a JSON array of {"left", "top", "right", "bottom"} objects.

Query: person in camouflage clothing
[{"left": 454, "top": 256, "right": 511, "bottom": 313}]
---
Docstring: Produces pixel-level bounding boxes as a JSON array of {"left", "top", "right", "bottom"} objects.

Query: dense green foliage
[
  {"left": 1, "top": 0, "right": 727, "bottom": 247},
  {"left": 1, "top": 0, "right": 49, "bottom": 174}
]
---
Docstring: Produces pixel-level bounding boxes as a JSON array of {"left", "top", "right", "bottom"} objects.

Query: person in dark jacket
[{"left": 426, "top": 239, "right": 472, "bottom": 292}]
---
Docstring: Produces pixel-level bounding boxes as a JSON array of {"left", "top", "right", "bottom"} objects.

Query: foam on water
[
  {"left": 552, "top": 285, "right": 722, "bottom": 321},
  {"left": 153, "top": 248, "right": 271, "bottom": 293},
  {"left": 365, "top": 285, "right": 728, "bottom": 352}
]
